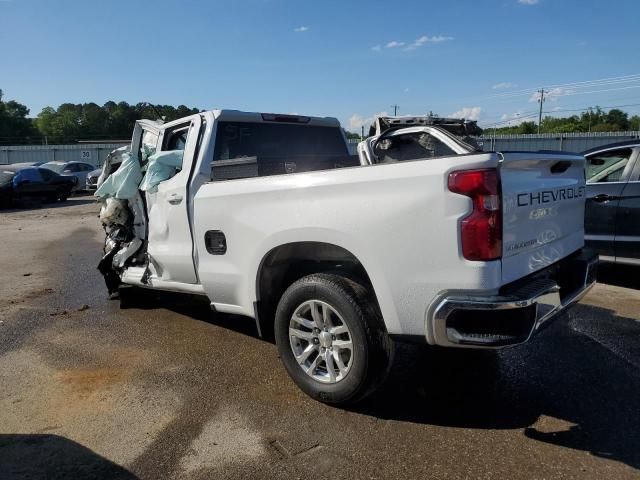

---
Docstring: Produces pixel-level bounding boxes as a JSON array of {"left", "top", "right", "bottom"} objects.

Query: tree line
[
  {"left": 0, "top": 89, "right": 201, "bottom": 145},
  {"left": 2, "top": 89, "right": 640, "bottom": 144},
  {"left": 493, "top": 107, "right": 640, "bottom": 135}
]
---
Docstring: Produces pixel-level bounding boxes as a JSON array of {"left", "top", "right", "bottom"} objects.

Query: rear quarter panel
[{"left": 193, "top": 153, "right": 502, "bottom": 336}]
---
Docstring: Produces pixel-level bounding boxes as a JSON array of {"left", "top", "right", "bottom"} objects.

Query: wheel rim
[{"left": 289, "top": 299, "right": 354, "bottom": 384}]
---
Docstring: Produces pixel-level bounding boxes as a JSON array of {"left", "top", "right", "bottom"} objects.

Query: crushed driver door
[{"left": 146, "top": 115, "right": 202, "bottom": 284}]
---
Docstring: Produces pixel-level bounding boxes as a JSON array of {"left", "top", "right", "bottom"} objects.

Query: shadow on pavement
[
  {"left": 119, "top": 287, "right": 264, "bottom": 341},
  {"left": 2, "top": 195, "right": 96, "bottom": 212},
  {"left": 0, "top": 434, "right": 137, "bottom": 479},
  {"left": 106, "top": 271, "right": 640, "bottom": 470},
  {"left": 597, "top": 262, "right": 640, "bottom": 290},
  {"left": 353, "top": 303, "right": 640, "bottom": 471}
]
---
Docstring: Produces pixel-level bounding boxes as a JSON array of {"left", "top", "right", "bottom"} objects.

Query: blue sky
[{"left": 2, "top": 0, "right": 640, "bottom": 131}]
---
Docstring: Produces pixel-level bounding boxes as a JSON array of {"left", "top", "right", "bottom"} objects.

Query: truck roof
[
  {"left": 213, "top": 110, "right": 341, "bottom": 128},
  {"left": 146, "top": 110, "right": 342, "bottom": 130}
]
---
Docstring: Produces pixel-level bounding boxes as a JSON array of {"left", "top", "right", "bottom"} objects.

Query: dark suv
[{"left": 584, "top": 140, "right": 640, "bottom": 265}]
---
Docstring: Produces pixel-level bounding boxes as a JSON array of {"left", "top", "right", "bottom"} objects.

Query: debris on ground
[{"left": 77, "top": 304, "right": 90, "bottom": 312}]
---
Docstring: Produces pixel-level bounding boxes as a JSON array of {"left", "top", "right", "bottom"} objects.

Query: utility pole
[
  {"left": 537, "top": 88, "right": 545, "bottom": 134},
  {"left": 492, "top": 123, "right": 497, "bottom": 150},
  {"left": 361, "top": 125, "right": 365, "bottom": 141},
  {"left": 391, "top": 104, "right": 400, "bottom": 116},
  {"left": 587, "top": 107, "right": 593, "bottom": 132}
]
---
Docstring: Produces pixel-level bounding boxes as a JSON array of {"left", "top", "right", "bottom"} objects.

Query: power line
[
  {"left": 484, "top": 73, "right": 640, "bottom": 100},
  {"left": 547, "top": 84, "right": 640, "bottom": 98},
  {"left": 481, "top": 100, "right": 640, "bottom": 128},
  {"left": 483, "top": 112, "right": 539, "bottom": 128},
  {"left": 544, "top": 101, "right": 640, "bottom": 114}
]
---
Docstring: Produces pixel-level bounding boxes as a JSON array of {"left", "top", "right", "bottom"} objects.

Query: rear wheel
[{"left": 274, "top": 273, "right": 393, "bottom": 405}]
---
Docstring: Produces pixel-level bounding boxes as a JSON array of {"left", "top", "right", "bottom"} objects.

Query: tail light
[{"left": 448, "top": 168, "right": 502, "bottom": 261}]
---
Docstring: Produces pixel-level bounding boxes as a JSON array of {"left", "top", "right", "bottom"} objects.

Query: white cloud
[
  {"left": 518, "top": 0, "right": 539, "bottom": 4},
  {"left": 372, "top": 35, "right": 453, "bottom": 52},
  {"left": 450, "top": 107, "right": 482, "bottom": 121},
  {"left": 529, "top": 87, "right": 573, "bottom": 102},
  {"left": 405, "top": 35, "right": 453, "bottom": 50},
  {"left": 404, "top": 87, "right": 410, "bottom": 93},
  {"left": 492, "top": 82, "right": 515, "bottom": 90},
  {"left": 293, "top": 26, "right": 309, "bottom": 32},
  {"left": 348, "top": 111, "right": 389, "bottom": 131}
]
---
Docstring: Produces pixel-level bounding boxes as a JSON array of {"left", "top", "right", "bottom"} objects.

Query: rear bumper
[{"left": 429, "top": 249, "right": 598, "bottom": 348}]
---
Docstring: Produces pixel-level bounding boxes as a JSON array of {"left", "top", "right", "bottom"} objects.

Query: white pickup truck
[{"left": 96, "top": 110, "right": 597, "bottom": 405}]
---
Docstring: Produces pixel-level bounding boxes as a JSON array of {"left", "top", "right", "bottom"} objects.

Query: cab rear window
[{"left": 211, "top": 122, "right": 356, "bottom": 180}]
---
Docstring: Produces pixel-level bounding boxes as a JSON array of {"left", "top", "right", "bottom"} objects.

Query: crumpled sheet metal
[
  {"left": 113, "top": 237, "right": 143, "bottom": 268},
  {"left": 99, "top": 198, "right": 130, "bottom": 227},
  {"left": 140, "top": 150, "right": 183, "bottom": 193},
  {"left": 97, "top": 146, "right": 130, "bottom": 189},
  {"left": 94, "top": 151, "right": 142, "bottom": 200}
]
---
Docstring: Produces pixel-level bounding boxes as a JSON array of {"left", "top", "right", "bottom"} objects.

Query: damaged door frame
[{"left": 119, "top": 116, "right": 209, "bottom": 294}]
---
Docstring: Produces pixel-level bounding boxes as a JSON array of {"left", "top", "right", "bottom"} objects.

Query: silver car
[
  {"left": 86, "top": 168, "right": 102, "bottom": 190},
  {"left": 41, "top": 161, "right": 95, "bottom": 191}
]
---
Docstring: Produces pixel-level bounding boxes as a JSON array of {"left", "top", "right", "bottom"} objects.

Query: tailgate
[{"left": 500, "top": 152, "right": 586, "bottom": 284}]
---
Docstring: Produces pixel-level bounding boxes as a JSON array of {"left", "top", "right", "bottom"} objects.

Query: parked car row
[
  {"left": 0, "top": 160, "right": 100, "bottom": 208},
  {"left": 40, "top": 161, "right": 96, "bottom": 191},
  {"left": 0, "top": 166, "right": 76, "bottom": 207}
]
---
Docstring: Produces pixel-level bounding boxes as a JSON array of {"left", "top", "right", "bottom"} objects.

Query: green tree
[
  {"left": 605, "top": 108, "right": 629, "bottom": 130},
  {"left": 343, "top": 129, "right": 361, "bottom": 140},
  {"left": 80, "top": 102, "right": 109, "bottom": 136},
  {"left": 492, "top": 107, "right": 637, "bottom": 135},
  {"left": 0, "top": 92, "right": 37, "bottom": 143},
  {"left": 518, "top": 121, "right": 537, "bottom": 134}
]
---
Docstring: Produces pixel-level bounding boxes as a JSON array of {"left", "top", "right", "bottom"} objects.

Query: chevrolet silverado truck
[{"left": 96, "top": 110, "right": 597, "bottom": 405}]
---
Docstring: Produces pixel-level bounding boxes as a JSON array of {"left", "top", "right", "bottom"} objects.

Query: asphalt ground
[{"left": 0, "top": 196, "right": 639, "bottom": 479}]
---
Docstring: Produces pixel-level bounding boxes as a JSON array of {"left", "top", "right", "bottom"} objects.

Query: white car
[
  {"left": 95, "top": 110, "right": 597, "bottom": 405},
  {"left": 85, "top": 168, "right": 102, "bottom": 190},
  {"left": 41, "top": 161, "right": 95, "bottom": 191}
]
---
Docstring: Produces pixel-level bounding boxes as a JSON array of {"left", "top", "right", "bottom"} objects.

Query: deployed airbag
[
  {"left": 140, "top": 150, "right": 183, "bottom": 193},
  {"left": 94, "top": 151, "right": 142, "bottom": 200}
]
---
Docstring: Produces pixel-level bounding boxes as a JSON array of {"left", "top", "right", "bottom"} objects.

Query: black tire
[
  {"left": 274, "top": 273, "right": 393, "bottom": 405},
  {"left": 58, "top": 191, "right": 69, "bottom": 201}
]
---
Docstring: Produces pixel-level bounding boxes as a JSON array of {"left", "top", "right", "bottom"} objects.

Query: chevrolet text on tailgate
[{"left": 96, "top": 111, "right": 597, "bottom": 405}]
